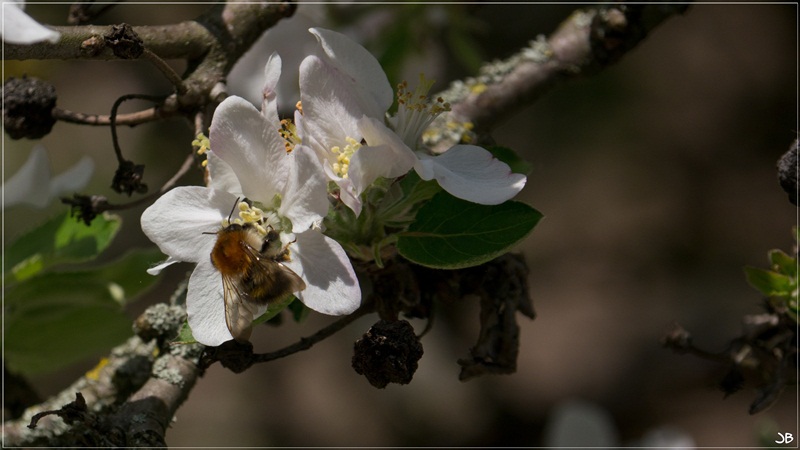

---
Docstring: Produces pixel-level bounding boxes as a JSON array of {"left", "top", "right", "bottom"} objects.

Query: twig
[
  {"left": 51, "top": 106, "right": 167, "bottom": 126},
  {"left": 141, "top": 48, "right": 186, "bottom": 94},
  {"left": 202, "top": 304, "right": 373, "bottom": 373},
  {"left": 109, "top": 94, "right": 165, "bottom": 164},
  {"left": 254, "top": 305, "right": 372, "bottom": 364}
]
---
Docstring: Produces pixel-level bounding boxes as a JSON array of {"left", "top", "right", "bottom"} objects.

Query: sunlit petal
[
  {"left": 283, "top": 230, "right": 361, "bottom": 316},
  {"left": 414, "top": 145, "right": 526, "bottom": 204},
  {"left": 309, "top": 27, "right": 393, "bottom": 117},
  {"left": 186, "top": 260, "right": 234, "bottom": 346},
  {"left": 209, "top": 96, "right": 288, "bottom": 202},
  {"left": 140, "top": 186, "right": 238, "bottom": 264}
]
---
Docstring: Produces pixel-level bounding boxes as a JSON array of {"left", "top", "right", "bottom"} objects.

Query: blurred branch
[
  {"left": 777, "top": 138, "right": 798, "bottom": 206},
  {"left": 427, "top": 3, "right": 690, "bottom": 150},
  {"left": 5, "top": 2, "right": 297, "bottom": 112},
  {"left": 1, "top": 305, "right": 202, "bottom": 447}
]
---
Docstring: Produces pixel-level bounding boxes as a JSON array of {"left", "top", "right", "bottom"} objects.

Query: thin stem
[
  {"left": 141, "top": 48, "right": 186, "bottom": 94},
  {"left": 52, "top": 106, "right": 166, "bottom": 126},
  {"left": 252, "top": 305, "right": 372, "bottom": 364},
  {"left": 193, "top": 110, "right": 206, "bottom": 137},
  {"left": 109, "top": 94, "right": 166, "bottom": 164}
]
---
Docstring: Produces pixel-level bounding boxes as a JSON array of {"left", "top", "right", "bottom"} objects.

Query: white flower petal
[
  {"left": 207, "top": 150, "right": 243, "bottom": 196},
  {"left": 283, "top": 230, "right": 361, "bottom": 316},
  {"left": 414, "top": 145, "right": 527, "bottom": 204},
  {"left": 48, "top": 156, "right": 94, "bottom": 199},
  {"left": 298, "top": 55, "right": 364, "bottom": 159},
  {"left": 331, "top": 172, "right": 362, "bottom": 217},
  {"left": 280, "top": 145, "right": 328, "bottom": 232},
  {"left": 140, "top": 186, "right": 238, "bottom": 264},
  {"left": 309, "top": 28, "right": 393, "bottom": 116},
  {"left": 3, "top": 145, "right": 51, "bottom": 208},
  {"left": 260, "top": 52, "right": 282, "bottom": 125},
  {"left": 186, "top": 260, "right": 234, "bottom": 346},
  {"left": 209, "top": 96, "right": 288, "bottom": 202},
  {"left": 1, "top": 4, "right": 60, "bottom": 44},
  {"left": 349, "top": 116, "right": 417, "bottom": 194}
]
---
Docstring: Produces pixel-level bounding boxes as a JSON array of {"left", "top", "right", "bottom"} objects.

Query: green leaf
[
  {"left": 5, "top": 211, "right": 121, "bottom": 282},
  {"left": 397, "top": 192, "right": 543, "bottom": 269},
  {"left": 173, "top": 322, "right": 196, "bottom": 345},
  {"left": 744, "top": 266, "right": 795, "bottom": 297},
  {"left": 768, "top": 249, "right": 797, "bottom": 278},
  {"left": 2, "top": 248, "right": 163, "bottom": 375},
  {"left": 4, "top": 303, "right": 131, "bottom": 375},
  {"left": 487, "top": 146, "right": 532, "bottom": 175},
  {"left": 288, "top": 298, "right": 310, "bottom": 322}
]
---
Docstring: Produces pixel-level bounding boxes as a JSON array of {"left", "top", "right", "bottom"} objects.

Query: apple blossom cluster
[{"left": 141, "top": 28, "right": 527, "bottom": 346}]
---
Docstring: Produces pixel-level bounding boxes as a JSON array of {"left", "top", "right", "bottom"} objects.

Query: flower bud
[
  {"left": 352, "top": 319, "right": 423, "bottom": 388},
  {"left": 3, "top": 76, "right": 57, "bottom": 139}
]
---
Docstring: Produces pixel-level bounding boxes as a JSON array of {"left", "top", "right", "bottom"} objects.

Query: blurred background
[{"left": 4, "top": 2, "right": 797, "bottom": 447}]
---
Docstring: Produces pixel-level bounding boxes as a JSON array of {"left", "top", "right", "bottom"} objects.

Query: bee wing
[
  {"left": 222, "top": 273, "right": 259, "bottom": 342},
  {"left": 222, "top": 246, "right": 306, "bottom": 342},
  {"left": 245, "top": 257, "right": 306, "bottom": 305}
]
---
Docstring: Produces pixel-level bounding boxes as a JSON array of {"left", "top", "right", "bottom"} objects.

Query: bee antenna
[{"left": 227, "top": 197, "right": 240, "bottom": 222}]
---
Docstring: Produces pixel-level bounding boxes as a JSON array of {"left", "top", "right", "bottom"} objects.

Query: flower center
[
  {"left": 393, "top": 73, "right": 450, "bottom": 149},
  {"left": 330, "top": 137, "right": 362, "bottom": 178},
  {"left": 223, "top": 197, "right": 290, "bottom": 240}
]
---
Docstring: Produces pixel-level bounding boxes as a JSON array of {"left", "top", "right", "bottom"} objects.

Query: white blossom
[
  {"left": 297, "top": 27, "right": 526, "bottom": 216},
  {"left": 141, "top": 54, "right": 360, "bottom": 346}
]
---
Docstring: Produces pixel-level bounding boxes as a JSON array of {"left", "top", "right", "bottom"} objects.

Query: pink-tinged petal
[
  {"left": 414, "top": 145, "right": 527, "bottom": 205},
  {"left": 209, "top": 96, "right": 288, "bottom": 202},
  {"left": 1, "top": 4, "right": 60, "bottom": 44},
  {"left": 309, "top": 28, "right": 393, "bottom": 116},
  {"left": 349, "top": 116, "right": 417, "bottom": 194},
  {"left": 338, "top": 185, "right": 362, "bottom": 217},
  {"left": 298, "top": 55, "right": 363, "bottom": 159},
  {"left": 260, "top": 52, "right": 282, "bottom": 125},
  {"left": 280, "top": 145, "right": 328, "bottom": 232},
  {"left": 323, "top": 166, "right": 362, "bottom": 217},
  {"left": 283, "top": 230, "right": 361, "bottom": 316},
  {"left": 140, "top": 186, "right": 238, "bottom": 264},
  {"left": 186, "top": 260, "right": 234, "bottom": 346}
]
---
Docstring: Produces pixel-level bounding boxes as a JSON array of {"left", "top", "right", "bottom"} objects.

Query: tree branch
[
  {"left": 4, "top": 2, "right": 297, "bottom": 112},
  {"left": 1, "top": 305, "right": 203, "bottom": 447},
  {"left": 426, "top": 3, "right": 690, "bottom": 151}
]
